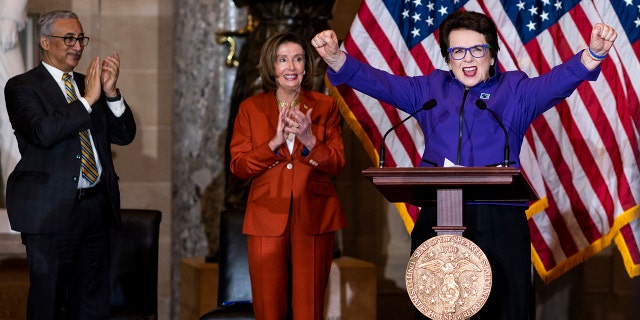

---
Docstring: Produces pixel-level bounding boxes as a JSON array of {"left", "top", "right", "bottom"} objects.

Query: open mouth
[
  {"left": 462, "top": 66, "right": 477, "bottom": 77},
  {"left": 283, "top": 74, "right": 298, "bottom": 80}
]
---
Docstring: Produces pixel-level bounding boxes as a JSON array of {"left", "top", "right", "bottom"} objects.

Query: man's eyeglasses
[
  {"left": 45, "top": 35, "right": 90, "bottom": 47},
  {"left": 447, "top": 44, "right": 491, "bottom": 60}
]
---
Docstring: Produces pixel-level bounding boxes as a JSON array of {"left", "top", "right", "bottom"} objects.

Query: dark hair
[
  {"left": 438, "top": 11, "right": 500, "bottom": 64},
  {"left": 37, "top": 10, "right": 80, "bottom": 51},
  {"left": 258, "top": 31, "right": 315, "bottom": 92}
]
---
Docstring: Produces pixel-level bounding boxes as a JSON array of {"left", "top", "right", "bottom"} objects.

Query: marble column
[{"left": 172, "top": 0, "right": 246, "bottom": 318}]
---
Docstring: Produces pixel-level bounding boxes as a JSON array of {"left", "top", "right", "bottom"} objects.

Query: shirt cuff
[
  {"left": 107, "top": 99, "right": 126, "bottom": 117},
  {"left": 79, "top": 97, "right": 92, "bottom": 113}
]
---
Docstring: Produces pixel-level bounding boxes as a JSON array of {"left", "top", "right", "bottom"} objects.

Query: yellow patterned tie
[{"left": 63, "top": 73, "right": 99, "bottom": 184}]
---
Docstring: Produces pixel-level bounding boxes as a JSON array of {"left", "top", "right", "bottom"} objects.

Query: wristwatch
[{"left": 105, "top": 88, "right": 121, "bottom": 102}]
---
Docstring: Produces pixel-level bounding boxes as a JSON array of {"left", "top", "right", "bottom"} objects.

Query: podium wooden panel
[{"left": 362, "top": 167, "right": 538, "bottom": 235}]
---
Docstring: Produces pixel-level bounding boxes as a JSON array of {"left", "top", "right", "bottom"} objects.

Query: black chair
[
  {"left": 109, "top": 209, "right": 162, "bottom": 320},
  {"left": 199, "top": 210, "right": 254, "bottom": 320}
]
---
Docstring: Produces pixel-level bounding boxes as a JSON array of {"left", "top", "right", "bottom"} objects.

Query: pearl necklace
[{"left": 276, "top": 95, "right": 301, "bottom": 109}]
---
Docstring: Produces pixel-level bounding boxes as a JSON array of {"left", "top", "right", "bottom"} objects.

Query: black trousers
[
  {"left": 411, "top": 203, "right": 531, "bottom": 320},
  {"left": 22, "top": 191, "right": 110, "bottom": 320}
]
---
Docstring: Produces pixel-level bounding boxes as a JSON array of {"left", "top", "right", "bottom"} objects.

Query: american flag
[{"left": 329, "top": 0, "right": 640, "bottom": 282}]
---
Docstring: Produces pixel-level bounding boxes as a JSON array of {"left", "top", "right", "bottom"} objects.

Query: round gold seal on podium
[{"left": 406, "top": 235, "right": 492, "bottom": 319}]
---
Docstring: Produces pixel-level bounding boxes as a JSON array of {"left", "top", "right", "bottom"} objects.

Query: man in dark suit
[{"left": 4, "top": 10, "right": 136, "bottom": 319}]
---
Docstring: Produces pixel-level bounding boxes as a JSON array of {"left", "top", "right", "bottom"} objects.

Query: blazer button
[{"left": 286, "top": 163, "right": 293, "bottom": 170}]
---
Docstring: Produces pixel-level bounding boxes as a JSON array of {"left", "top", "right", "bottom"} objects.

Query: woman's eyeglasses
[{"left": 447, "top": 44, "right": 491, "bottom": 60}]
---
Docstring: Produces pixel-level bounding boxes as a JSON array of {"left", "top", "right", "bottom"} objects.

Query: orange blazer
[{"left": 230, "top": 89, "right": 346, "bottom": 236}]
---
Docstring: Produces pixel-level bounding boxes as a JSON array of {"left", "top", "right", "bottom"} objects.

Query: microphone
[
  {"left": 379, "top": 99, "right": 437, "bottom": 168},
  {"left": 475, "top": 99, "right": 510, "bottom": 167}
]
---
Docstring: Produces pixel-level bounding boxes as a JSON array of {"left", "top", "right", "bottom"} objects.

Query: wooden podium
[
  {"left": 364, "top": 167, "right": 538, "bottom": 318},
  {"left": 361, "top": 167, "right": 538, "bottom": 236}
]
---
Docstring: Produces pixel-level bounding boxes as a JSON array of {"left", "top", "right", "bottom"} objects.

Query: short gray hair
[{"left": 37, "top": 10, "right": 79, "bottom": 39}]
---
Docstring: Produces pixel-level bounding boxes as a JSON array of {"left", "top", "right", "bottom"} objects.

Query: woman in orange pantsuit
[{"left": 229, "top": 31, "right": 346, "bottom": 320}]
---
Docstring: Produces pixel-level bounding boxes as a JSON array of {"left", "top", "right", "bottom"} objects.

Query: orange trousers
[{"left": 247, "top": 212, "right": 335, "bottom": 320}]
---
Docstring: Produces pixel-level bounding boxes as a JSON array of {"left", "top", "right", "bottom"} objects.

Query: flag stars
[
  {"left": 402, "top": 9, "right": 410, "bottom": 19},
  {"left": 438, "top": 5, "right": 448, "bottom": 16},
  {"left": 540, "top": 11, "right": 549, "bottom": 21},
  {"left": 509, "top": 0, "right": 569, "bottom": 39},
  {"left": 425, "top": 16, "right": 434, "bottom": 26},
  {"left": 412, "top": 12, "right": 422, "bottom": 22},
  {"left": 426, "top": 1, "right": 435, "bottom": 11},
  {"left": 413, "top": 0, "right": 422, "bottom": 6},
  {"left": 635, "top": 17, "right": 640, "bottom": 28},
  {"left": 411, "top": 27, "right": 421, "bottom": 38},
  {"left": 624, "top": 0, "right": 633, "bottom": 6},
  {"left": 554, "top": 1, "right": 563, "bottom": 10}
]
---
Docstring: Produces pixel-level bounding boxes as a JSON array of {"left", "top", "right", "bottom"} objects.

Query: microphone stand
[
  {"left": 475, "top": 99, "right": 510, "bottom": 167},
  {"left": 379, "top": 99, "right": 437, "bottom": 167}
]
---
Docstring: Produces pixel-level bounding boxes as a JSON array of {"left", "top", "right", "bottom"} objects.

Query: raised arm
[
  {"left": 580, "top": 23, "right": 617, "bottom": 70},
  {"left": 312, "top": 30, "right": 347, "bottom": 72}
]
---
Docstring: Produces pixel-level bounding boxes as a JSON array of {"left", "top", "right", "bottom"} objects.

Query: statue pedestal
[
  {"left": 179, "top": 257, "right": 219, "bottom": 320},
  {"left": 0, "top": 209, "right": 28, "bottom": 319},
  {"left": 0, "top": 257, "right": 28, "bottom": 320},
  {"left": 0, "top": 209, "right": 23, "bottom": 257},
  {"left": 325, "top": 256, "right": 377, "bottom": 320}
]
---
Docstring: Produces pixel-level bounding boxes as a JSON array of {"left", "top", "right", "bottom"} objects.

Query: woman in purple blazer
[{"left": 312, "top": 10, "right": 617, "bottom": 320}]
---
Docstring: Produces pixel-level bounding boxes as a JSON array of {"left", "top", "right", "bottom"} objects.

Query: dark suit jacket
[
  {"left": 4, "top": 62, "right": 136, "bottom": 233},
  {"left": 229, "top": 89, "right": 346, "bottom": 236}
]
